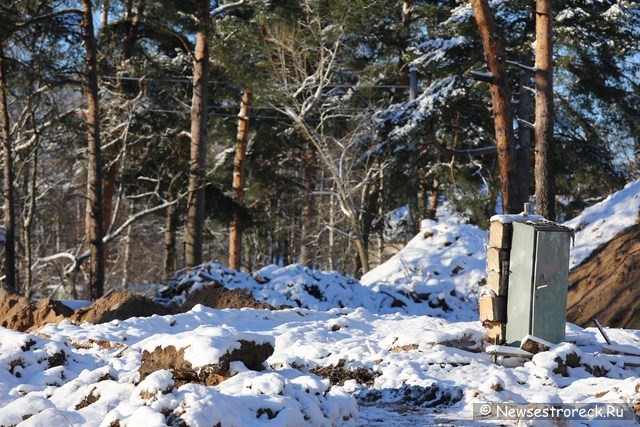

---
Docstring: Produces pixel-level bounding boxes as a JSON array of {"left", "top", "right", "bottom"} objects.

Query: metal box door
[{"left": 505, "top": 222, "right": 571, "bottom": 346}]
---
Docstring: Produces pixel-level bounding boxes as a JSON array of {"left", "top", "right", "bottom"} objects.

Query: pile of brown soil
[
  {"left": 139, "top": 340, "right": 274, "bottom": 387},
  {"left": 0, "top": 284, "right": 278, "bottom": 332},
  {"left": 567, "top": 222, "right": 640, "bottom": 329},
  {"left": 71, "top": 291, "right": 172, "bottom": 324},
  {"left": 179, "top": 284, "right": 278, "bottom": 312},
  {"left": 0, "top": 288, "right": 74, "bottom": 332}
]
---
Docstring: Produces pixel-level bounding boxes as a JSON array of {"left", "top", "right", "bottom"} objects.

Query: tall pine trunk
[
  {"left": 82, "top": 0, "right": 105, "bottom": 300},
  {"left": 229, "top": 87, "right": 251, "bottom": 271},
  {"left": 186, "top": 0, "right": 210, "bottom": 268},
  {"left": 471, "top": 0, "right": 526, "bottom": 214},
  {"left": 0, "top": 42, "right": 16, "bottom": 293},
  {"left": 534, "top": 0, "right": 555, "bottom": 220}
]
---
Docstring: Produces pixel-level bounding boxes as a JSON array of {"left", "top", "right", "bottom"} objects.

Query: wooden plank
[
  {"left": 479, "top": 295, "right": 507, "bottom": 322},
  {"left": 486, "top": 247, "right": 510, "bottom": 275},
  {"left": 520, "top": 334, "right": 553, "bottom": 354},
  {"left": 486, "top": 344, "right": 533, "bottom": 359},
  {"left": 601, "top": 344, "right": 640, "bottom": 357},
  {"left": 489, "top": 221, "right": 513, "bottom": 249},
  {"left": 483, "top": 321, "right": 506, "bottom": 345},
  {"left": 487, "top": 270, "right": 509, "bottom": 296}
]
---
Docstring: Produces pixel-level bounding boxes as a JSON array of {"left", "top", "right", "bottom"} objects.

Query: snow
[
  {"left": 1, "top": 182, "right": 639, "bottom": 425},
  {"left": 133, "top": 325, "right": 275, "bottom": 369},
  {"left": 490, "top": 213, "right": 545, "bottom": 224},
  {"left": 564, "top": 179, "right": 640, "bottom": 268},
  {"left": 376, "top": 76, "right": 464, "bottom": 140},
  {"left": 411, "top": 36, "right": 470, "bottom": 67}
]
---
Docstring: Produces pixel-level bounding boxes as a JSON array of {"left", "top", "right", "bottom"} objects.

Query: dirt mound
[
  {"left": 0, "top": 288, "right": 74, "bottom": 332},
  {"left": 567, "top": 222, "right": 640, "bottom": 329},
  {"left": 71, "top": 291, "right": 172, "bottom": 324},
  {"left": 179, "top": 284, "right": 277, "bottom": 312},
  {"left": 139, "top": 340, "right": 274, "bottom": 387},
  {"left": 0, "top": 282, "right": 279, "bottom": 333}
]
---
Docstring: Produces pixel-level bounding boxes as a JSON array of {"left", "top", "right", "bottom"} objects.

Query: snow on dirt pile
[
  {"left": 3, "top": 305, "right": 639, "bottom": 426},
  {"left": 157, "top": 209, "right": 487, "bottom": 321},
  {"left": 565, "top": 179, "right": 640, "bottom": 329},
  {"left": 360, "top": 218, "right": 487, "bottom": 321},
  {"left": 1, "top": 308, "right": 359, "bottom": 426},
  {"left": 565, "top": 179, "right": 640, "bottom": 269},
  {"left": 2, "top": 191, "right": 640, "bottom": 426}
]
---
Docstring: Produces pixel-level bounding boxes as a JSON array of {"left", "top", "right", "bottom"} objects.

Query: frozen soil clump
[
  {"left": 179, "top": 283, "right": 279, "bottom": 312},
  {"left": 0, "top": 288, "right": 74, "bottom": 332},
  {"left": 71, "top": 291, "right": 172, "bottom": 324}
]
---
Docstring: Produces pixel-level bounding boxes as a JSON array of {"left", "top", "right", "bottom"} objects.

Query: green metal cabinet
[{"left": 505, "top": 221, "right": 572, "bottom": 347}]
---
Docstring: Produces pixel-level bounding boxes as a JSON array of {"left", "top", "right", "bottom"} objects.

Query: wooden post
[{"left": 479, "top": 295, "right": 507, "bottom": 322}]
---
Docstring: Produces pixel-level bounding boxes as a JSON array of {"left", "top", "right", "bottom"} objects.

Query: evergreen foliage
[{"left": 0, "top": 0, "right": 636, "bottom": 294}]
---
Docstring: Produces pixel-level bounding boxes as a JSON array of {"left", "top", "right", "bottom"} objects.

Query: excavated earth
[
  {"left": 1, "top": 220, "right": 638, "bottom": 349},
  {"left": 2, "top": 218, "right": 639, "bottom": 333},
  {"left": 567, "top": 222, "right": 640, "bottom": 329},
  {"left": 0, "top": 284, "right": 274, "bottom": 332}
]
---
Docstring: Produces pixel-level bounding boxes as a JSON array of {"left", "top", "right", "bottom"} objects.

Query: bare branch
[
  {"left": 429, "top": 130, "right": 497, "bottom": 157},
  {"left": 15, "top": 9, "right": 83, "bottom": 29},
  {"left": 468, "top": 70, "right": 496, "bottom": 84},
  {"left": 211, "top": 0, "right": 247, "bottom": 18},
  {"left": 36, "top": 197, "right": 184, "bottom": 277},
  {"left": 104, "top": 199, "right": 180, "bottom": 245},
  {"left": 15, "top": 109, "right": 80, "bottom": 154},
  {"left": 517, "top": 117, "right": 536, "bottom": 130},
  {"left": 505, "top": 60, "right": 538, "bottom": 74}
]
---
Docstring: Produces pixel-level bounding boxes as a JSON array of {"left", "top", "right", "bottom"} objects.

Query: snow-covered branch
[
  {"left": 211, "top": 0, "right": 247, "bottom": 18},
  {"left": 505, "top": 60, "right": 538, "bottom": 74},
  {"left": 35, "top": 197, "right": 183, "bottom": 277},
  {"left": 469, "top": 70, "right": 495, "bottom": 84},
  {"left": 517, "top": 117, "right": 536, "bottom": 130}
]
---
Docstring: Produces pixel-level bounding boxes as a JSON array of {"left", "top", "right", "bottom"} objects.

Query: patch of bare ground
[
  {"left": 310, "top": 359, "right": 380, "bottom": 386},
  {"left": 567, "top": 223, "right": 640, "bottom": 329}
]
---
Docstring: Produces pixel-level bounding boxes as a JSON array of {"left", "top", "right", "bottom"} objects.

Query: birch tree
[{"left": 262, "top": 8, "right": 373, "bottom": 274}]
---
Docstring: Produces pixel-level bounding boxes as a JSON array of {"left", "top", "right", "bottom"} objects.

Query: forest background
[{"left": 0, "top": 0, "right": 637, "bottom": 301}]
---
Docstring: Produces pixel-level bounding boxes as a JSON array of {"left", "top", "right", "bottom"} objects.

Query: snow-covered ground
[{"left": 0, "top": 182, "right": 639, "bottom": 426}]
